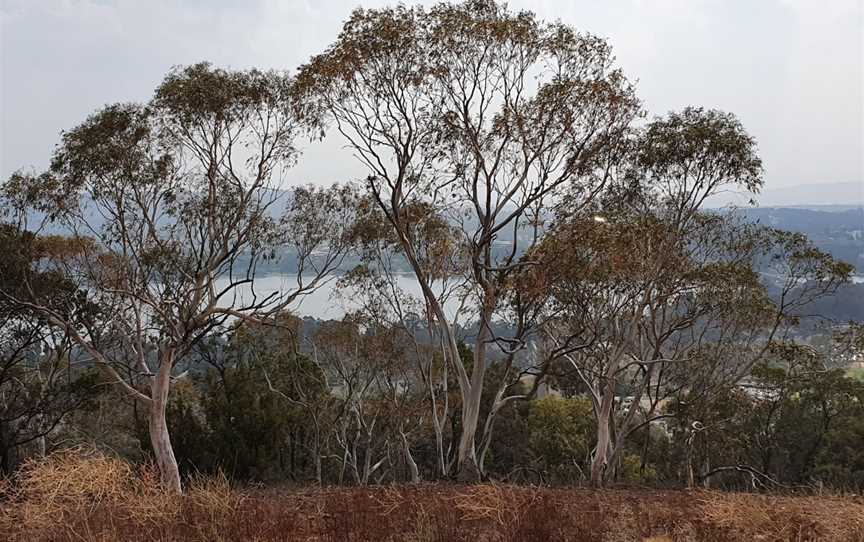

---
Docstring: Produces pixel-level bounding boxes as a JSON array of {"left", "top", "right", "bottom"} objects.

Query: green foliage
[
  {"left": 667, "top": 346, "right": 864, "bottom": 491},
  {"left": 619, "top": 453, "right": 658, "bottom": 484},
  {"left": 847, "top": 368, "right": 864, "bottom": 382},
  {"left": 0, "top": 224, "right": 98, "bottom": 322},
  {"left": 168, "top": 327, "right": 326, "bottom": 482},
  {"left": 637, "top": 106, "right": 764, "bottom": 203},
  {"left": 814, "top": 415, "right": 864, "bottom": 489},
  {"left": 527, "top": 396, "right": 593, "bottom": 484}
]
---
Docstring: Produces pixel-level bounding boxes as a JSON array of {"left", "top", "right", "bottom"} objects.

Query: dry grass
[
  {"left": 1, "top": 450, "right": 862, "bottom": 541},
  {"left": 699, "top": 490, "right": 864, "bottom": 541},
  {"left": 0, "top": 447, "right": 174, "bottom": 533}
]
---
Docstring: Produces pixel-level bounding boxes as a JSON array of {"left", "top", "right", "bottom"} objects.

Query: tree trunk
[
  {"left": 590, "top": 387, "right": 614, "bottom": 487},
  {"left": 149, "top": 350, "right": 181, "bottom": 494},
  {"left": 456, "top": 298, "right": 495, "bottom": 483},
  {"left": 0, "top": 427, "right": 12, "bottom": 475},
  {"left": 456, "top": 385, "right": 483, "bottom": 482},
  {"left": 456, "top": 329, "right": 487, "bottom": 483},
  {"left": 588, "top": 316, "right": 641, "bottom": 488},
  {"left": 478, "top": 388, "right": 508, "bottom": 476},
  {"left": 402, "top": 431, "right": 420, "bottom": 483},
  {"left": 432, "top": 410, "right": 447, "bottom": 478},
  {"left": 457, "top": 447, "right": 481, "bottom": 483},
  {"left": 313, "top": 431, "right": 323, "bottom": 485},
  {"left": 427, "top": 348, "right": 449, "bottom": 478}
]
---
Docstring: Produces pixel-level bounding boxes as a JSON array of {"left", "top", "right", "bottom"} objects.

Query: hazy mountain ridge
[
  {"left": 705, "top": 181, "right": 863, "bottom": 208},
  {"left": 731, "top": 206, "right": 863, "bottom": 272}
]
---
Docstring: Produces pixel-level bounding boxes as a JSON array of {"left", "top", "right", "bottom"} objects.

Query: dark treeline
[{"left": 1, "top": 0, "right": 862, "bottom": 495}]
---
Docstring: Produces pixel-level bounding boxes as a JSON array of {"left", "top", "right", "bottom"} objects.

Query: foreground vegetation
[{"left": 2, "top": 450, "right": 862, "bottom": 542}]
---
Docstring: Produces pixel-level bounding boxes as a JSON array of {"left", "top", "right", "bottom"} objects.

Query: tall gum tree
[
  {"left": 0, "top": 64, "right": 357, "bottom": 493},
  {"left": 294, "top": 0, "right": 639, "bottom": 481},
  {"left": 520, "top": 108, "right": 852, "bottom": 486}
]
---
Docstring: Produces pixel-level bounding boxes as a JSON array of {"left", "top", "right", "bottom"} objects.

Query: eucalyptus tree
[
  {"left": 308, "top": 316, "right": 424, "bottom": 485},
  {"left": 0, "top": 64, "right": 356, "bottom": 492},
  {"left": 677, "top": 342, "right": 864, "bottom": 490},
  {"left": 338, "top": 197, "right": 467, "bottom": 479},
  {"left": 295, "top": 0, "right": 639, "bottom": 481},
  {"left": 522, "top": 108, "right": 851, "bottom": 486},
  {"left": 330, "top": 278, "right": 445, "bottom": 482}
]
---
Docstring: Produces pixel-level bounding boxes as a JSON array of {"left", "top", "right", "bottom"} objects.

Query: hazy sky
[{"left": 1, "top": 0, "right": 862, "bottom": 194}]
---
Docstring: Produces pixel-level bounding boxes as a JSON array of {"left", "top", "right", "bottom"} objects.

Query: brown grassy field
[{"left": 1, "top": 450, "right": 862, "bottom": 541}]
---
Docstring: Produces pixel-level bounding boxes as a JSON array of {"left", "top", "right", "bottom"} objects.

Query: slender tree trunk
[
  {"left": 588, "top": 313, "right": 643, "bottom": 487},
  {"left": 427, "top": 344, "right": 449, "bottom": 478},
  {"left": 362, "top": 425, "right": 374, "bottom": 485},
  {"left": 0, "top": 426, "right": 12, "bottom": 475},
  {"left": 149, "top": 349, "right": 181, "bottom": 494},
  {"left": 456, "top": 392, "right": 482, "bottom": 482},
  {"left": 402, "top": 431, "right": 420, "bottom": 483},
  {"left": 455, "top": 340, "right": 486, "bottom": 481},
  {"left": 398, "top": 237, "right": 483, "bottom": 481},
  {"left": 591, "top": 385, "right": 615, "bottom": 487},
  {"left": 456, "top": 297, "right": 495, "bottom": 483},
  {"left": 313, "top": 430, "right": 323, "bottom": 485},
  {"left": 686, "top": 448, "right": 696, "bottom": 488},
  {"left": 35, "top": 391, "right": 47, "bottom": 457},
  {"left": 434, "top": 311, "right": 478, "bottom": 481},
  {"left": 478, "top": 388, "right": 508, "bottom": 476},
  {"left": 456, "top": 408, "right": 481, "bottom": 482},
  {"left": 432, "top": 405, "right": 447, "bottom": 478},
  {"left": 35, "top": 406, "right": 47, "bottom": 457},
  {"left": 702, "top": 452, "right": 712, "bottom": 489},
  {"left": 605, "top": 367, "right": 657, "bottom": 478}
]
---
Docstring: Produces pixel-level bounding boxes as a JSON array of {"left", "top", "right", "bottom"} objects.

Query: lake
[
  {"left": 214, "top": 273, "right": 449, "bottom": 320},
  {"left": 218, "top": 272, "right": 864, "bottom": 322}
]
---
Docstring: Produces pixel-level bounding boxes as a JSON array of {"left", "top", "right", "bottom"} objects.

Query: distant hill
[
  {"left": 736, "top": 205, "right": 864, "bottom": 325},
  {"left": 734, "top": 206, "right": 863, "bottom": 234},
  {"left": 731, "top": 206, "right": 863, "bottom": 272},
  {"left": 704, "top": 181, "right": 863, "bottom": 208}
]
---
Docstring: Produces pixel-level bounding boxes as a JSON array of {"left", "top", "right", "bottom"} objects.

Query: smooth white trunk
[
  {"left": 591, "top": 386, "right": 615, "bottom": 486},
  {"left": 456, "top": 397, "right": 482, "bottom": 482},
  {"left": 149, "top": 349, "right": 181, "bottom": 494},
  {"left": 402, "top": 431, "right": 420, "bottom": 483}
]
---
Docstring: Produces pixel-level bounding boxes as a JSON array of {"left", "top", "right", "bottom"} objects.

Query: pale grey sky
[{"left": 1, "top": 0, "right": 862, "bottom": 196}]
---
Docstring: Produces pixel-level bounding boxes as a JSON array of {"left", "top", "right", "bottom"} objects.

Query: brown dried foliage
[{"left": 1, "top": 450, "right": 862, "bottom": 541}]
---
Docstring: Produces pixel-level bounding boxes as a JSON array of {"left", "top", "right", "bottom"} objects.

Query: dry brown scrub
[{"left": 1, "top": 450, "right": 862, "bottom": 541}]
